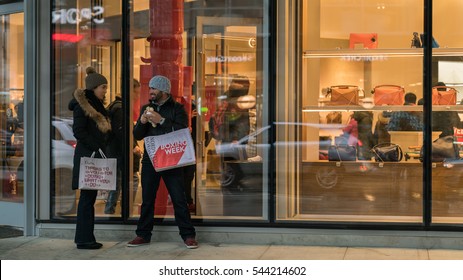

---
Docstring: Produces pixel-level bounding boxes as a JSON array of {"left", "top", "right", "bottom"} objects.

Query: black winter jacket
[
  {"left": 133, "top": 96, "right": 188, "bottom": 165},
  {"left": 107, "top": 96, "right": 141, "bottom": 171},
  {"left": 221, "top": 99, "right": 250, "bottom": 143},
  {"left": 107, "top": 97, "right": 123, "bottom": 162},
  {"left": 69, "top": 89, "right": 111, "bottom": 190}
]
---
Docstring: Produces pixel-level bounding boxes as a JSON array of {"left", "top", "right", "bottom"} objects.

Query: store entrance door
[
  {"left": 0, "top": 2, "right": 25, "bottom": 227},
  {"left": 195, "top": 16, "right": 263, "bottom": 218}
]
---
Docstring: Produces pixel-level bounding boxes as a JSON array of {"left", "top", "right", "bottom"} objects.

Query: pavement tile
[
  {"left": 174, "top": 243, "right": 270, "bottom": 260},
  {"left": 94, "top": 241, "right": 185, "bottom": 260},
  {"left": 0, "top": 236, "right": 36, "bottom": 257},
  {"left": 344, "top": 247, "right": 429, "bottom": 260},
  {"left": 2, "top": 238, "right": 76, "bottom": 260},
  {"left": 260, "top": 245, "right": 347, "bottom": 260},
  {"left": 428, "top": 249, "right": 463, "bottom": 260},
  {"left": 3, "top": 237, "right": 463, "bottom": 260},
  {"left": 58, "top": 241, "right": 121, "bottom": 260}
]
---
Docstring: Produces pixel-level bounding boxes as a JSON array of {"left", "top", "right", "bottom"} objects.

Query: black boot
[{"left": 76, "top": 242, "right": 103, "bottom": 250}]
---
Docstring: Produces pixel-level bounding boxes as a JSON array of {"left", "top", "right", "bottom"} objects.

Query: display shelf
[
  {"left": 303, "top": 48, "right": 463, "bottom": 58},
  {"left": 302, "top": 105, "right": 463, "bottom": 112}
]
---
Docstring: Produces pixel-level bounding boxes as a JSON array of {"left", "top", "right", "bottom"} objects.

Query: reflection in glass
[
  {"left": 128, "top": 1, "right": 268, "bottom": 220},
  {"left": 291, "top": 0, "right": 426, "bottom": 223},
  {"left": 0, "top": 12, "right": 24, "bottom": 202},
  {"left": 52, "top": 0, "right": 122, "bottom": 218},
  {"left": 51, "top": 0, "right": 268, "bottom": 221}
]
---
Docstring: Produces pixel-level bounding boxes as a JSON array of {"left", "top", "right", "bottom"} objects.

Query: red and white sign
[
  {"left": 454, "top": 127, "right": 463, "bottom": 143},
  {"left": 144, "top": 128, "right": 196, "bottom": 171}
]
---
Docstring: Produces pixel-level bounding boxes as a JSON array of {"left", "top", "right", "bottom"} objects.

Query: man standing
[
  {"left": 127, "top": 75, "right": 198, "bottom": 249},
  {"left": 387, "top": 92, "right": 423, "bottom": 131},
  {"left": 104, "top": 79, "right": 142, "bottom": 214}
]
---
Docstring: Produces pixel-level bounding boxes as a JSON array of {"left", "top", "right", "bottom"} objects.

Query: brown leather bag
[
  {"left": 432, "top": 86, "right": 457, "bottom": 105},
  {"left": 327, "top": 85, "right": 359, "bottom": 105},
  {"left": 372, "top": 85, "right": 405, "bottom": 105}
]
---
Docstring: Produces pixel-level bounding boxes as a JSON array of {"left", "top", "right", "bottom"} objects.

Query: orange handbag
[
  {"left": 372, "top": 85, "right": 405, "bottom": 105},
  {"left": 327, "top": 85, "right": 359, "bottom": 105},
  {"left": 432, "top": 86, "right": 457, "bottom": 105},
  {"left": 349, "top": 33, "right": 378, "bottom": 49}
]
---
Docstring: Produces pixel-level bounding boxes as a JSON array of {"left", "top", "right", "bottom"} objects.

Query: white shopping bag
[
  {"left": 144, "top": 128, "right": 196, "bottom": 171},
  {"left": 78, "top": 149, "right": 117, "bottom": 191}
]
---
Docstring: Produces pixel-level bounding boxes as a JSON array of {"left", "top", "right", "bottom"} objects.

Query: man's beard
[{"left": 150, "top": 92, "right": 164, "bottom": 104}]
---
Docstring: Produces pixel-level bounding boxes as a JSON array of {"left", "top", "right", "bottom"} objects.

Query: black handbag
[
  {"left": 328, "top": 145, "right": 356, "bottom": 161},
  {"left": 371, "top": 143, "right": 403, "bottom": 162},
  {"left": 420, "top": 136, "right": 459, "bottom": 162}
]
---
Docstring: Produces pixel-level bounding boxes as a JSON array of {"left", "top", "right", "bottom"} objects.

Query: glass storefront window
[
  {"left": 28, "top": 0, "right": 463, "bottom": 228},
  {"left": 0, "top": 12, "right": 24, "bottom": 203},
  {"left": 52, "top": 0, "right": 123, "bottom": 217},
  {"left": 431, "top": 1, "right": 463, "bottom": 224},
  {"left": 51, "top": 0, "right": 270, "bottom": 221},
  {"left": 128, "top": 0, "right": 269, "bottom": 220},
  {"left": 282, "top": 0, "right": 426, "bottom": 223}
]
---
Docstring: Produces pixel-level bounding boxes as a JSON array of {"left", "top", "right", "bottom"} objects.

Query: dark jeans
[
  {"left": 105, "top": 168, "right": 122, "bottom": 213},
  {"left": 105, "top": 170, "right": 140, "bottom": 213},
  {"left": 136, "top": 163, "right": 196, "bottom": 241},
  {"left": 183, "top": 164, "right": 196, "bottom": 204},
  {"left": 74, "top": 189, "right": 98, "bottom": 244}
]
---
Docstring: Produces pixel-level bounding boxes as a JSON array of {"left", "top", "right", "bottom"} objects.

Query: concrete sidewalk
[{"left": 2, "top": 236, "right": 463, "bottom": 260}]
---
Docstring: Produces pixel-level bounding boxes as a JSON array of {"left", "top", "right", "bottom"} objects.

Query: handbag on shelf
[
  {"left": 420, "top": 135, "right": 460, "bottom": 162},
  {"left": 420, "top": 34, "right": 440, "bottom": 48},
  {"left": 371, "top": 143, "right": 403, "bottom": 162},
  {"left": 78, "top": 149, "right": 117, "bottom": 191},
  {"left": 349, "top": 33, "right": 378, "bottom": 49},
  {"left": 432, "top": 86, "right": 457, "bottom": 105},
  {"left": 328, "top": 145, "right": 357, "bottom": 161},
  {"left": 371, "top": 85, "right": 405, "bottom": 105},
  {"left": 326, "top": 111, "right": 343, "bottom": 124},
  {"left": 144, "top": 128, "right": 196, "bottom": 171},
  {"left": 327, "top": 85, "right": 360, "bottom": 105}
]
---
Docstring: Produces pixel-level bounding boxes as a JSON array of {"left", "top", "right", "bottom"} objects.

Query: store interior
[{"left": 297, "top": 0, "right": 463, "bottom": 223}]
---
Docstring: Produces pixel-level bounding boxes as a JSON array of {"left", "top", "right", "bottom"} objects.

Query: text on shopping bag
[
  {"left": 144, "top": 128, "right": 196, "bottom": 171},
  {"left": 78, "top": 155, "right": 117, "bottom": 190}
]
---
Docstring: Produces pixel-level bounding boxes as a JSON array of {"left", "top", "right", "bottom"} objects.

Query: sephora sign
[{"left": 52, "top": 6, "right": 104, "bottom": 24}]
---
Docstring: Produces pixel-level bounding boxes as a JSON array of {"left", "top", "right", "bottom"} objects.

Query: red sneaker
[
  {"left": 184, "top": 237, "right": 199, "bottom": 249},
  {"left": 127, "top": 236, "right": 150, "bottom": 247}
]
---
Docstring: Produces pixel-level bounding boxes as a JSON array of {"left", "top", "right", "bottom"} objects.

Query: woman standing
[{"left": 68, "top": 67, "right": 111, "bottom": 249}]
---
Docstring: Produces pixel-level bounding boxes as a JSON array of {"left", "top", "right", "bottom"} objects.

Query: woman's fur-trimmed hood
[{"left": 70, "top": 89, "right": 111, "bottom": 133}]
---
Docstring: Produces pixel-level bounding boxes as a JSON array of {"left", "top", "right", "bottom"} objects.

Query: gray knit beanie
[
  {"left": 85, "top": 67, "right": 108, "bottom": 90},
  {"left": 149, "top": 75, "right": 171, "bottom": 94}
]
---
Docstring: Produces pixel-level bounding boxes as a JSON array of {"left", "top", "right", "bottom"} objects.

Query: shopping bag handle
[{"left": 90, "top": 149, "right": 107, "bottom": 158}]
